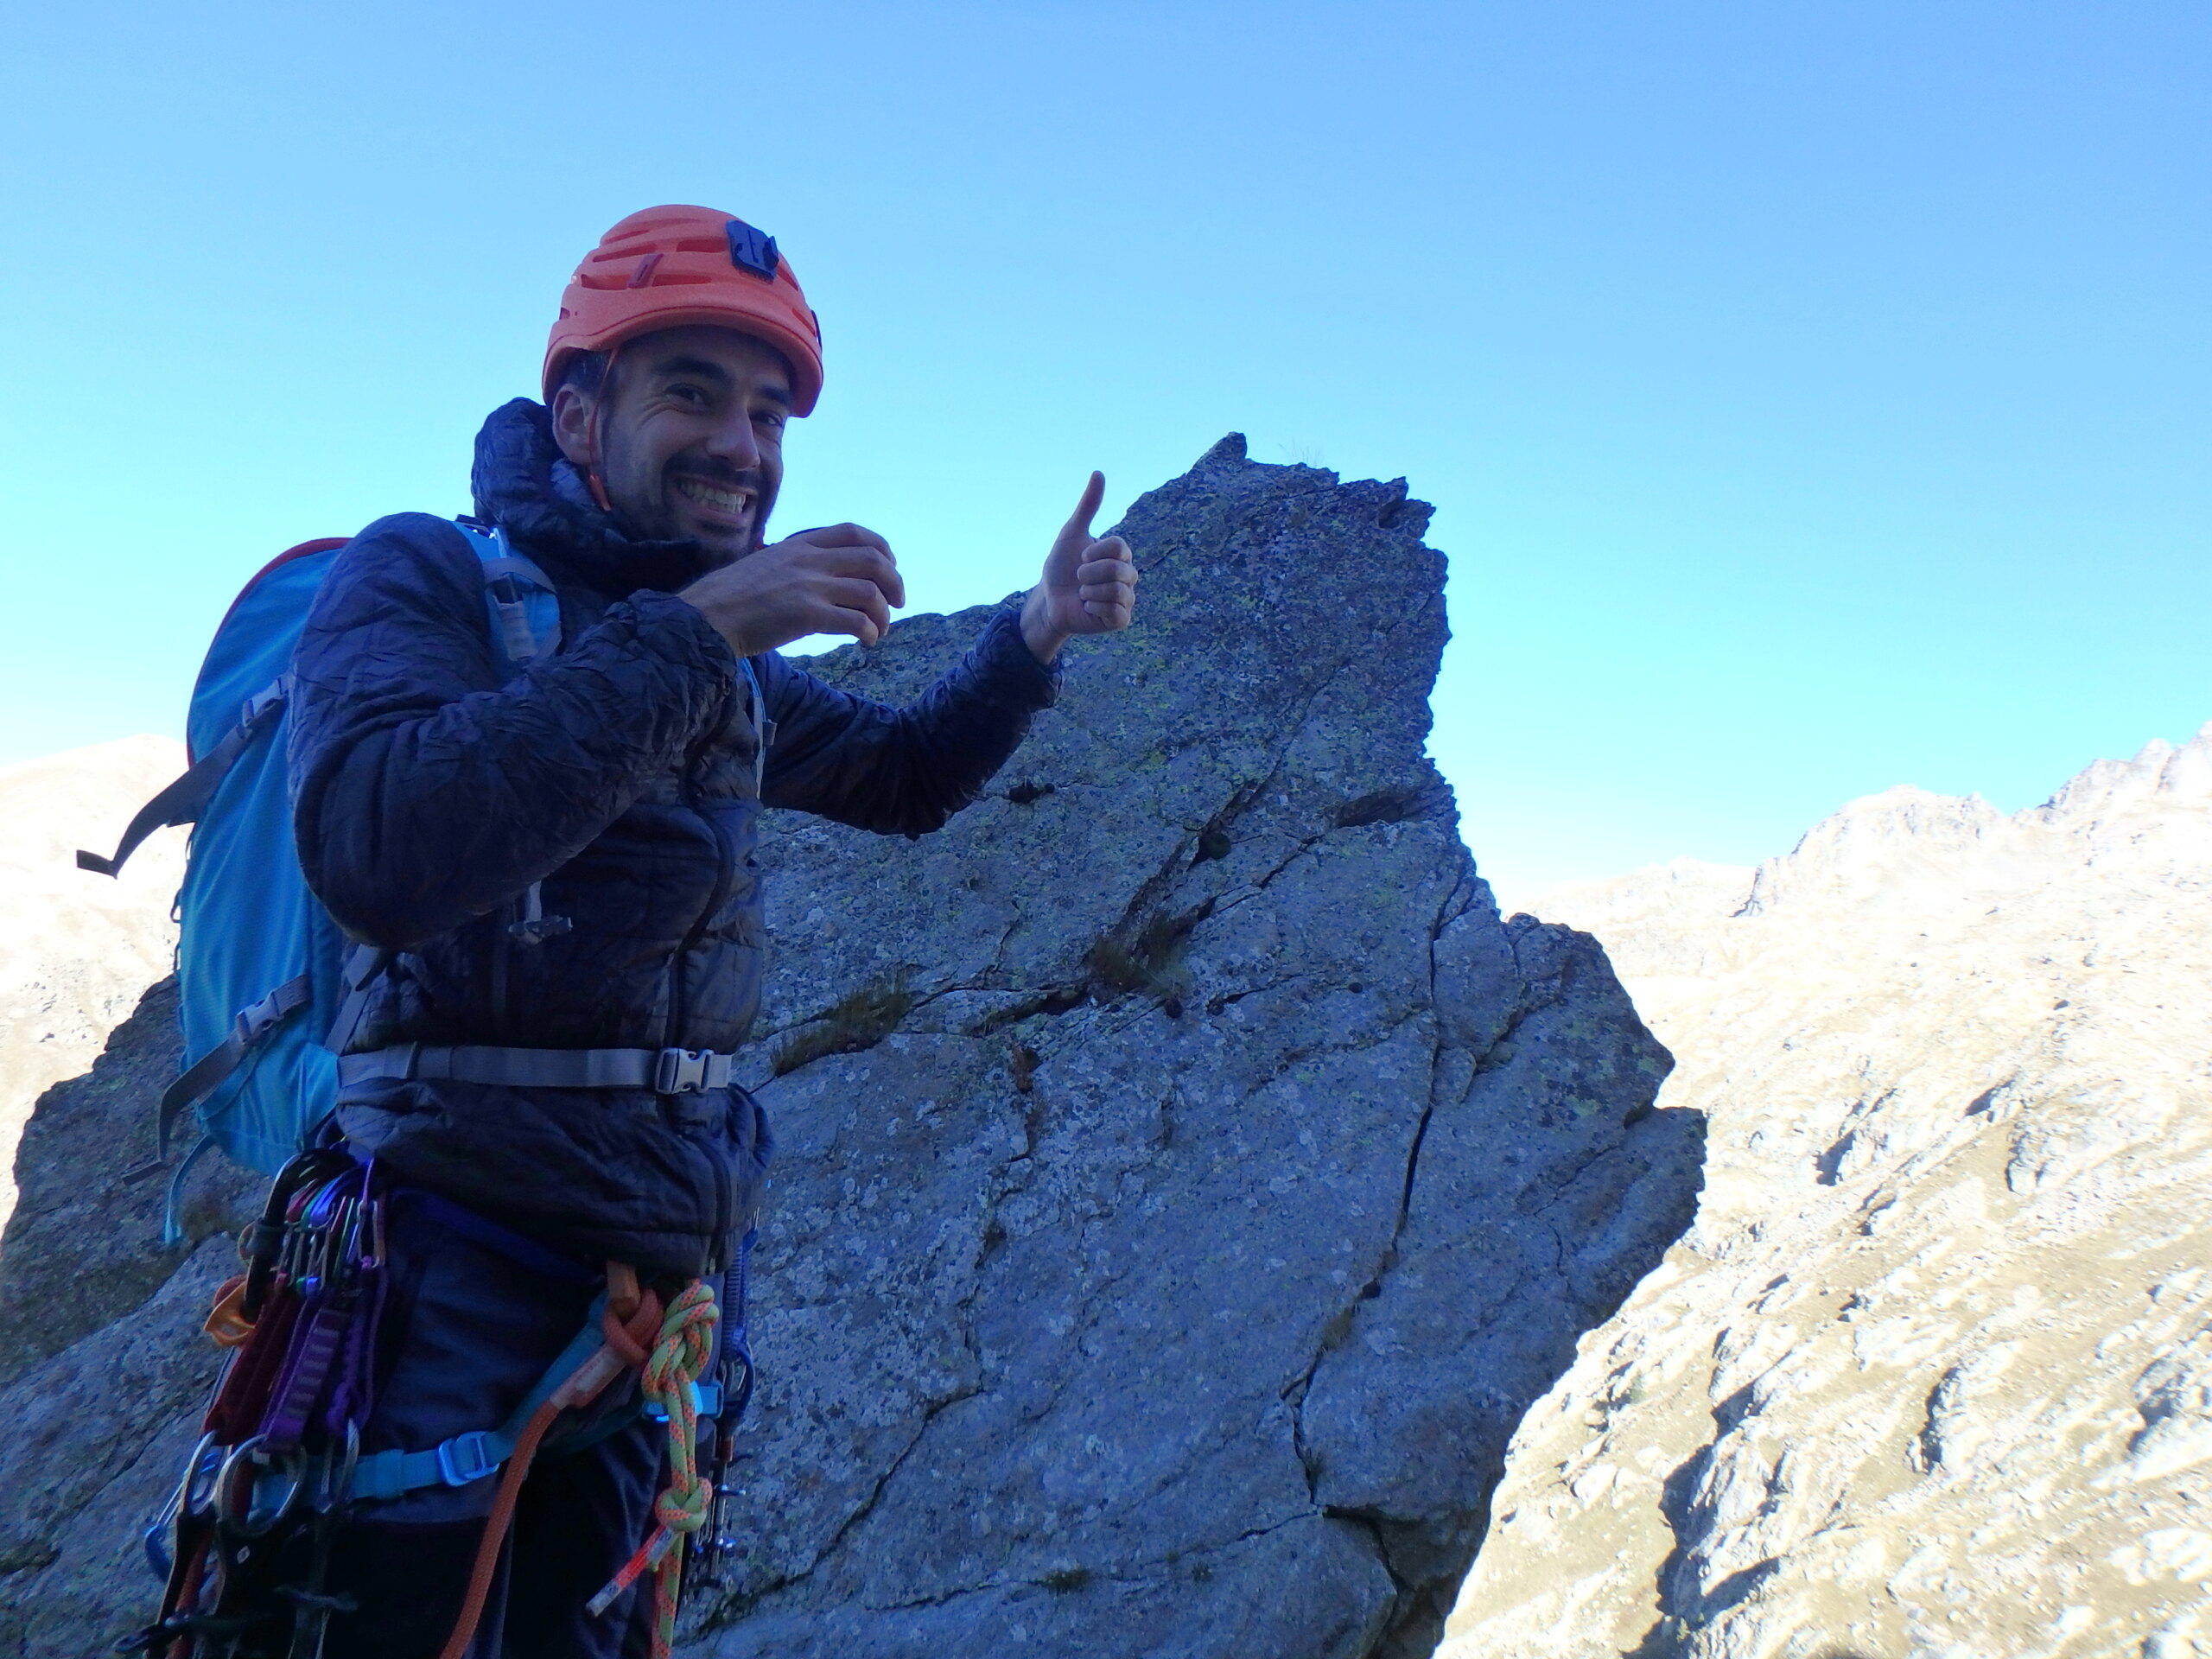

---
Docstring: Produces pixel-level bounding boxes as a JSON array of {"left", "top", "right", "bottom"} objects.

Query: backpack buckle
[
  {"left": 435, "top": 1432, "right": 500, "bottom": 1486},
  {"left": 238, "top": 678, "right": 292, "bottom": 730},
  {"left": 654, "top": 1048, "right": 727, "bottom": 1095},
  {"left": 232, "top": 987, "right": 292, "bottom": 1046}
]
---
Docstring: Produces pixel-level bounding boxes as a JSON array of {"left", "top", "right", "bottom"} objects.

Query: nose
[{"left": 704, "top": 407, "right": 762, "bottom": 472}]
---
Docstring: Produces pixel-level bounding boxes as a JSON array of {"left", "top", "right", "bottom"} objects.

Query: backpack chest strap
[{"left": 156, "top": 972, "right": 315, "bottom": 1157}]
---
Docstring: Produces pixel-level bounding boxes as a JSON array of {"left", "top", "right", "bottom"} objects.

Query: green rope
[{"left": 643, "top": 1281, "right": 718, "bottom": 1658}]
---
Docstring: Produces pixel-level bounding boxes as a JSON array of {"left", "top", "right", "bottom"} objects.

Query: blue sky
[{"left": 2, "top": 2, "right": 2203, "bottom": 902}]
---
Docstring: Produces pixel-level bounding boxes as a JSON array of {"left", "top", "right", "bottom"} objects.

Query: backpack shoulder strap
[
  {"left": 77, "top": 677, "right": 291, "bottom": 876},
  {"left": 451, "top": 520, "right": 572, "bottom": 948},
  {"left": 454, "top": 520, "right": 563, "bottom": 672}
]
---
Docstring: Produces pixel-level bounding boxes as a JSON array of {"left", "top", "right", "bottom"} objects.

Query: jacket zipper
[
  {"left": 677, "top": 665, "right": 768, "bottom": 1269},
  {"left": 676, "top": 784, "right": 741, "bottom": 1272}
]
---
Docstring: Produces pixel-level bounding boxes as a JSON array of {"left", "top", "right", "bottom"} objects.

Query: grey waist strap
[{"left": 339, "top": 1044, "right": 734, "bottom": 1095}]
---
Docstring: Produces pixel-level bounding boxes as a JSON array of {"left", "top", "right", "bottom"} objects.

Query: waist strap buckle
[
  {"left": 654, "top": 1048, "right": 728, "bottom": 1096},
  {"left": 435, "top": 1430, "right": 502, "bottom": 1486}
]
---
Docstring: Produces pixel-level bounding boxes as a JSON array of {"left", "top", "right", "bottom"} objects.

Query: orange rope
[{"left": 434, "top": 1274, "right": 662, "bottom": 1659}]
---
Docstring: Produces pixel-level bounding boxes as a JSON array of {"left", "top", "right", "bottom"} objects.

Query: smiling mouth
[{"left": 671, "top": 474, "right": 754, "bottom": 525}]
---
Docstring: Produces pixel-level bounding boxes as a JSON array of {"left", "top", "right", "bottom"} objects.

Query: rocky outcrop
[
  {"left": 0, "top": 437, "right": 1700, "bottom": 1657},
  {"left": 0, "top": 735, "right": 186, "bottom": 1233},
  {"left": 1444, "top": 728, "right": 2212, "bottom": 1659},
  {"left": 0, "top": 979, "right": 255, "bottom": 1387}
]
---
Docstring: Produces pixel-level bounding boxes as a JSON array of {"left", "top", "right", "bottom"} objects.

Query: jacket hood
[{"left": 469, "top": 397, "right": 721, "bottom": 597}]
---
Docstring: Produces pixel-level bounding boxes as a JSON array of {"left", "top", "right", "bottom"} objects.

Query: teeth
[{"left": 676, "top": 478, "right": 751, "bottom": 516}]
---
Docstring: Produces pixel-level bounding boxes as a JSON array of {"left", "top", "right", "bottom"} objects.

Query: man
[{"left": 281, "top": 204, "right": 1137, "bottom": 1657}]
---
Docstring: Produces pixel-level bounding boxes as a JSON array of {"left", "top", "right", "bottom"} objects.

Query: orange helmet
[{"left": 543, "top": 205, "right": 824, "bottom": 414}]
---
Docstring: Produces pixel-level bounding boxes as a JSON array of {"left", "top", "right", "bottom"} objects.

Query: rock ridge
[
  {"left": 1446, "top": 723, "right": 2212, "bottom": 1659},
  {"left": 0, "top": 436, "right": 1700, "bottom": 1658}
]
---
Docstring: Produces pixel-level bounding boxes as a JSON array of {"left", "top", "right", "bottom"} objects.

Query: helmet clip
[{"left": 726, "top": 220, "right": 780, "bottom": 282}]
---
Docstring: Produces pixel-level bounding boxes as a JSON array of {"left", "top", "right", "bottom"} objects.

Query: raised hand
[
  {"left": 677, "top": 524, "right": 906, "bottom": 658},
  {"left": 1020, "top": 472, "right": 1140, "bottom": 664}
]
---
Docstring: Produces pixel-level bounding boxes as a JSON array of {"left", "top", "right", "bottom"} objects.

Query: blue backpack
[{"left": 79, "top": 523, "right": 563, "bottom": 1236}]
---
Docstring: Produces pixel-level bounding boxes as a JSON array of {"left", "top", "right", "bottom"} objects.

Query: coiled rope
[
  {"left": 431, "top": 1268, "right": 720, "bottom": 1659},
  {"left": 435, "top": 1269, "right": 664, "bottom": 1659},
  {"left": 641, "top": 1281, "right": 719, "bottom": 1657}
]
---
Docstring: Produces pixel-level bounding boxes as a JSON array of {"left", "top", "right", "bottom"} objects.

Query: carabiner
[
  {"left": 310, "top": 1421, "right": 361, "bottom": 1515},
  {"left": 215, "top": 1435, "right": 305, "bottom": 1538},
  {"left": 177, "top": 1429, "right": 226, "bottom": 1519}
]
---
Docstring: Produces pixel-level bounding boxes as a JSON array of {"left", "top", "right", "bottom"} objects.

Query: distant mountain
[
  {"left": 1442, "top": 726, "right": 2212, "bottom": 1657},
  {"left": 0, "top": 737, "right": 183, "bottom": 1234}
]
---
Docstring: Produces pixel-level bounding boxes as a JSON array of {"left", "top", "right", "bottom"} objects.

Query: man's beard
[{"left": 610, "top": 451, "right": 776, "bottom": 556}]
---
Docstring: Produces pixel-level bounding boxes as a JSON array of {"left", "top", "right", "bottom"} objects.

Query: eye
[
  {"left": 667, "top": 382, "right": 711, "bottom": 407},
  {"left": 753, "top": 406, "right": 788, "bottom": 433}
]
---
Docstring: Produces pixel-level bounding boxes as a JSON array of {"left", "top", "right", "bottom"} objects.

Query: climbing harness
[
  {"left": 124, "top": 1147, "right": 761, "bottom": 1658},
  {"left": 425, "top": 1271, "right": 665, "bottom": 1659}
]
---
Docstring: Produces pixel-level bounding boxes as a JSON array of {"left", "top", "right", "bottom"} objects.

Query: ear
[{"left": 550, "top": 383, "right": 597, "bottom": 470}]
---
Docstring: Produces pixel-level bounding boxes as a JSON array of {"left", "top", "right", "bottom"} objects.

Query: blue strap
[
  {"left": 454, "top": 522, "right": 562, "bottom": 672},
  {"left": 349, "top": 1294, "right": 608, "bottom": 1503},
  {"left": 390, "top": 1188, "right": 601, "bottom": 1287},
  {"left": 718, "top": 1227, "right": 758, "bottom": 1430},
  {"left": 159, "top": 1133, "right": 219, "bottom": 1247}
]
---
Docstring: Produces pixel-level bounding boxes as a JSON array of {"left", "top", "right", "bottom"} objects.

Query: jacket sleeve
[
  {"left": 759, "top": 605, "right": 1059, "bottom": 835},
  {"left": 289, "top": 514, "right": 738, "bottom": 949}
]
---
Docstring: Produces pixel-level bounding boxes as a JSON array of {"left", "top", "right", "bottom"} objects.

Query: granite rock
[
  {"left": 0, "top": 437, "right": 1700, "bottom": 1658},
  {"left": 0, "top": 979, "right": 256, "bottom": 1388},
  {"left": 695, "top": 435, "right": 1700, "bottom": 1656}
]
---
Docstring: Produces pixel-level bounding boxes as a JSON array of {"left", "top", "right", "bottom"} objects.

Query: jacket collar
[{"left": 469, "top": 397, "right": 721, "bottom": 597}]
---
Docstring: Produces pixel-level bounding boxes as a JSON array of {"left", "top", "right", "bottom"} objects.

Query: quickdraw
[
  {"left": 125, "top": 1146, "right": 374, "bottom": 1659},
  {"left": 127, "top": 1152, "right": 759, "bottom": 1659}
]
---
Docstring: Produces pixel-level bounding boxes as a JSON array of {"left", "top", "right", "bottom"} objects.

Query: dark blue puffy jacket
[{"left": 288, "top": 399, "right": 1058, "bottom": 1275}]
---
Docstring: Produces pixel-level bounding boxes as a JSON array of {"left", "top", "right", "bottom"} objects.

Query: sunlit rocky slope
[
  {"left": 1444, "top": 728, "right": 2212, "bottom": 1658},
  {"left": 0, "top": 737, "right": 183, "bottom": 1230}
]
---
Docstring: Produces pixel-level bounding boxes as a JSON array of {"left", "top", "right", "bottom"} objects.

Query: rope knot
[{"left": 639, "top": 1279, "right": 721, "bottom": 1658}]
